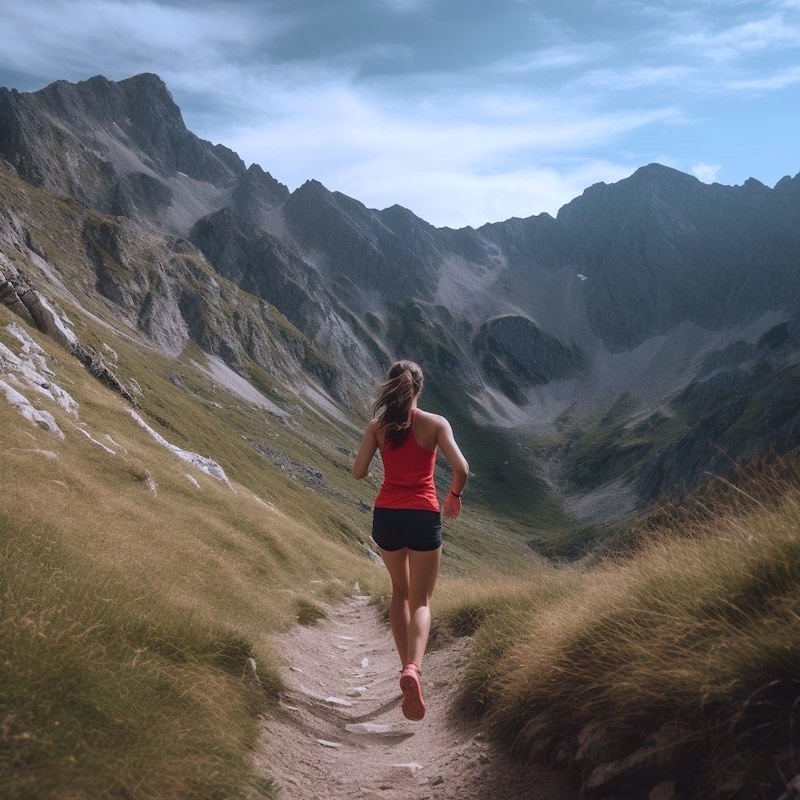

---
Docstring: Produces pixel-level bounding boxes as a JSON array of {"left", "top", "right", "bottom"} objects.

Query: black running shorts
[{"left": 371, "top": 508, "right": 442, "bottom": 552}]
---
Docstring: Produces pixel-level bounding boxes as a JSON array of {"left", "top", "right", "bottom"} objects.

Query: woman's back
[{"left": 375, "top": 409, "right": 439, "bottom": 511}]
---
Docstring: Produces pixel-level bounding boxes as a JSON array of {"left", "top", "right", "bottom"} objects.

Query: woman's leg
[
  {"left": 406, "top": 547, "right": 441, "bottom": 668},
  {"left": 379, "top": 547, "right": 411, "bottom": 666}
]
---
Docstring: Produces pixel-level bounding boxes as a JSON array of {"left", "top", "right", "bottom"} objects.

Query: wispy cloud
[
  {"left": 488, "top": 43, "right": 612, "bottom": 75},
  {"left": 725, "top": 64, "right": 800, "bottom": 91},
  {"left": 691, "top": 162, "right": 721, "bottom": 183},
  {"left": 668, "top": 12, "right": 800, "bottom": 62},
  {"left": 339, "top": 160, "right": 638, "bottom": 228},
  {"left": 576, "top": 64, "right": 696, "bottom": 91},
  {"left": 222, "top": 78, "right": 679, "bottom": 224},
  {"left": 0, "top": 1, "right": 277, "bottom": 81}
]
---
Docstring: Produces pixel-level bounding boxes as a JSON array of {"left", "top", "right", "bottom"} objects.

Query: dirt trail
[{"left": 254, "top": 594, "right": 575, "bottom": 799}]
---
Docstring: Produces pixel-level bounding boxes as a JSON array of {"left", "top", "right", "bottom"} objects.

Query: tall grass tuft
[{"left": 438, "top": 458, "right": 800, "bottom": 798}]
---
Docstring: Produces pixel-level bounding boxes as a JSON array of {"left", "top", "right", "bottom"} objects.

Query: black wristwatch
[{"left": 450, "top": 490, "right": 462, "bottom": 498}]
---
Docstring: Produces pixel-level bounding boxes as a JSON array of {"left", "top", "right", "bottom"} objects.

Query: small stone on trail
[
  {"left": 429, "top": 775, "right": 444, "bottom": 786},
  {"left": 339, "top": 636, "right": 355, "bottom": 641},
  {"left": 324, "top": 696, "right": 353, "bottom": 707},
  {"left": 290, "top": 666, "right": 304, "bottom": 673},
  {"left": 345, "top": 722, "right": 393, "bottom": 735},
  {"left": 298, "top": 685, "right": 327, "bottom": 700},
  {"left": 361, "top": 657, "right": 369, "bottom": 668},
  {"left": 346, "top": 686, "right": 367, "bottom": 697},
  {"left": 334, "top": 644, "right": 350, "bottom": 650},
  {"left": 316, "top": 739, "right": 342, "bottom": 749}
]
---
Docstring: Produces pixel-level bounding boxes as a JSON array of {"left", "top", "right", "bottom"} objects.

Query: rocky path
[{"left": 254, "top": 594, "right": 575, "bottom": 799}]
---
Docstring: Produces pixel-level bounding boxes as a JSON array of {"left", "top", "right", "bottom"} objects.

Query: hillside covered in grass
[
  {"left": 432, "top": 460, "right": 800, "bottom": 799},
  {"left": 0, "top": 282, "right": 537, "bottom": 797},
  {"left": 0, "top": 301, "right": 376, "bottom": 798}
]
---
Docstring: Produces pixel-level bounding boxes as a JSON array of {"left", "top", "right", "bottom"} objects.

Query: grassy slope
[
  {"left": 0, "top": 303, "right": 388, "bottom": 799},
  {"left": 0, "top": 166, "right": 548, "bottom": 797},
  {"left": 433, "top": 464, "right": 800, "bottom": 799}
]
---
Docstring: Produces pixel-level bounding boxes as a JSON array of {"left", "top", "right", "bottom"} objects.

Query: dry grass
[
  {"left": 0, "top": 305, "right": 377, "bottom": 799},
  {"left": 442, "top": 461, "right": 800, "bottom": 798}
]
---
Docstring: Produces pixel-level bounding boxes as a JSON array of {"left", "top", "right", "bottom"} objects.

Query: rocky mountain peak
[
  {"left": 0, "top": 73, "right": 249, "bottom": 231},
  {"left": 119, "top": 72, "right": 178, "bottom": 107},
  {"left": 629, "top": 161, "right": 697, "bottom": 185},
  {"left": 230, "top": 163, "right": 290, "bottom": 226}
]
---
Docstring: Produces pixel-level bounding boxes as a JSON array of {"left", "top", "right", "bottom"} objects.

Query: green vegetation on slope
[
  {"left": 0, "top": 279, "right": 543, "bottom": 798},
  {"left": 0, "top": 304, "right": 379, "bottom": 799},
  {"left": 433, "top": 460, "right": 800, "bottom": 799}
]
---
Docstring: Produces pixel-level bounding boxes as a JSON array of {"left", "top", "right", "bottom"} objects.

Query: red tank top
[{"left": 374, "top": 410, "right": 440, "bottom": 512}]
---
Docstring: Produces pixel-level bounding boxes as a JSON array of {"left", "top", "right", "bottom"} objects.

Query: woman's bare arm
[
  {"left": 352, "top": 419, "right": 379, "bottom": 479},
  {"left": 436, "top": 416, "right": 468, "bottom": 517}
]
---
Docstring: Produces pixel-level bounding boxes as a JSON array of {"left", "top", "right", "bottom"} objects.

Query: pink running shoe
[{"left": 399, "top": 663, "right": 425, "bottom": 721}]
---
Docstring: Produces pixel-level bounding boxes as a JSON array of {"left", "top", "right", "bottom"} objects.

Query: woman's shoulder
[{"left": 416, "top": 409, "right": 448, "bottom": 427}]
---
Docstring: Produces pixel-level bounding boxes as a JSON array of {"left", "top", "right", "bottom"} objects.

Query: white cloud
[
  {"left": 0, "top": 0, "right": 286, "bottom": 83},
  {"left": 488, "top": 43, "right": 612, "bottom": 74},
  {"left": 726, "top": 64, "right": 800, "bottom": 91},
  {"left": 668, "top": 13, "right": 800, "bottom": 62},
  {"left": 339, "top": 161, "right": 638, "bottom": 228},
  {"left": 220, "top": 77, "right": 677, "bottom": 225},
  {"left": 576, "top": 64, "right": 696, "bottom": 91},
  {"left": 691, "top": 162, "right": 721, "bottom": 183}
]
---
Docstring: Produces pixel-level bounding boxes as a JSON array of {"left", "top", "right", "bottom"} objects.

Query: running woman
[{"left": 352, "top": 360, "right": 469, "bottom": 721}]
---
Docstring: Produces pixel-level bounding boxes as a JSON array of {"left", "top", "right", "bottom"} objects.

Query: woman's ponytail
[{"left": 373, "top": 360, "right": 424, "bottom": 446}]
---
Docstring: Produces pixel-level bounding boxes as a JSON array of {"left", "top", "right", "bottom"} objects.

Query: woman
[{"left": 352, "top": 360, "right": 469, "bottom": 721}]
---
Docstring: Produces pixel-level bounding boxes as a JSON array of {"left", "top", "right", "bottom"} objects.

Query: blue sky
[{"left": 0, "top": 0, "right": 798, "bottom": 227}]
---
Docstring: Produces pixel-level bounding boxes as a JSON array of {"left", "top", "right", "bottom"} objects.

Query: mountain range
[{"left": 1, "top": 72, "right": 799, "bottom": 549}]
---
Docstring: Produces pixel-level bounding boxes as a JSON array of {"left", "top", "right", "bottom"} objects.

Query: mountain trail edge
[{"left": 255, "top": 593, "right": 574, "bottom": 799}]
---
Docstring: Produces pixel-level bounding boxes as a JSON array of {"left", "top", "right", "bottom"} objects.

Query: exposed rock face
[
  {"left": 282, "top": 180, "right": 441, "bottom": 299},
  {"left": 1, "top": 72, "right": 799, "bottom": 514},
  {"left": 557, "top": 164, "right": 800, "bottom": 351},
  {"left": 189, "top": 206, "right": 323, "bottom": 335},
  {"left": 0, "top": 74, "right": 243, "bottom": 233},
  {"left": 474, "top": 315, "right": 585, "bottom": 403},
  {"left": 636, "top": 319, "right": 800, "bottom": 500},
  {"left": 230, "top": 164, "right": 290, "bottom": 228}
]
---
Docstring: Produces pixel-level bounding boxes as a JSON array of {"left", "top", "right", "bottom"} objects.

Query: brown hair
[{"left": 373, "top": 360, "right": 424, "bottom": 447}]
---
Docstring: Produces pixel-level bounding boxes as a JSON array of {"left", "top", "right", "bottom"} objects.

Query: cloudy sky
[{"left": 0, "top": 0, "right": 798, "bottom": 227}]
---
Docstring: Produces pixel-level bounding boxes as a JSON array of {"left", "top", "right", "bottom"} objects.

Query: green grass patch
[
  {"left": 565, "top": 397, "right": 687, "bottom": 491},
  {"left": 454, "top": 471, "right": 800, "bottom": 799}
]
